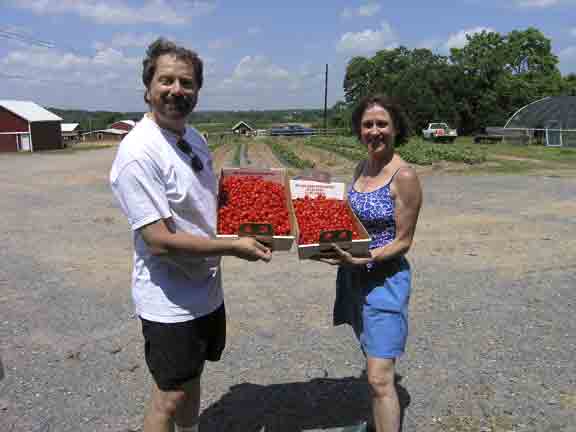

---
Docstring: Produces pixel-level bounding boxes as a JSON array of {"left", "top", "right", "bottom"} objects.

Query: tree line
[
  {"left": 331, "top": 27, "right": 576, "bottom": 135},
  {"left": 49, "top": 108, "right": 326, "bottom": 132}
]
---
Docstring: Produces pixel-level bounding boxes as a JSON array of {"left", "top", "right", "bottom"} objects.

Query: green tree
[{"left": 562, "top": 73, "right": 576, "bottom": 96}]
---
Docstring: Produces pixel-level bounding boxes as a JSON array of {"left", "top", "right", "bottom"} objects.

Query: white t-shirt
[{"left": 110, "top": 115, "right": 223, "bottom": 323}]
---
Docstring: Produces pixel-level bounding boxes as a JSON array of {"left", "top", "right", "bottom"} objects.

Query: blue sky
[{"left": 1, "top": 0, "right": 576, "bottom": 112}]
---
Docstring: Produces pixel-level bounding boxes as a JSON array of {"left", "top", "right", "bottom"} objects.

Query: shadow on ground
[{"left": 199, "top": 374, "right": 411, "bottom": 431}]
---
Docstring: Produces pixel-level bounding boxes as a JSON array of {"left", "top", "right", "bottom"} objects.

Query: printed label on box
[{"left": 289, "top": 180, "right": 346, "bottom": 200}]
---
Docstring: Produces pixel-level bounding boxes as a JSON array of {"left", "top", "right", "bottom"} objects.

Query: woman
[{"left": 317, "top": 94, "right": 422, "bottom": 432}]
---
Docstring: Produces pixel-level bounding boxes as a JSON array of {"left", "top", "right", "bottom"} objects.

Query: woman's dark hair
[
  {"left": 351, "top": 94, "right": 410, "bottom": 145},
  {"left": 142, "top": 38, "right": 203, "bottom": 103}
]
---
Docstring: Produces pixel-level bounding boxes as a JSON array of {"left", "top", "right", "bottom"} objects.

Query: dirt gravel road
[{"left": 0, "top": 146, "right": 574, "bottom": 431}]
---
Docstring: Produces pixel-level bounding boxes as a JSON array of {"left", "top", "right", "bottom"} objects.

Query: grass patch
[
  {"left": 465, "top": 159, "right": 537, "bottom": 175},
  {"left": 41, "top": 143, "right": 117, "bottom": 154},
  {"left": 70, "top": 143, "right": 116, "bottom": 151},
  {"left": 454, "top": 137, "right": 576, "bottom": 163}
]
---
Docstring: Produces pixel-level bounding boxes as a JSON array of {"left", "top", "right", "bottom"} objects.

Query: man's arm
[{"left": 140, "top": 218, "right": 271, "bottom": 262}]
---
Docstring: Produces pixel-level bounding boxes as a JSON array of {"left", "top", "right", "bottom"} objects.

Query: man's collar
[{"left": 145, "top": 112, "right": 186, "bottom": 138}]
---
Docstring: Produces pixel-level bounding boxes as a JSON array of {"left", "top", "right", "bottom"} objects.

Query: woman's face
[{"left": 360, "top": 104, "right": 396, "bottom": 157}]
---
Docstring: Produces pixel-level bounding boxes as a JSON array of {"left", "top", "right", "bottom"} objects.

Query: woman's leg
[{"left": 366, "top": 357, "right": 400, "bottom": 432}]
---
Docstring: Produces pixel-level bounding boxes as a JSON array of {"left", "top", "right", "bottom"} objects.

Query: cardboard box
[
  {"left": 289, "top": 179, "right": 371, "bottom": 259},
  {"left": 217, "top": 168, "right": 297, "bottom": 251}
]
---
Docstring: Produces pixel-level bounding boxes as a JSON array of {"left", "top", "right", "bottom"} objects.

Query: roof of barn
[{"left": 0, "top": 100, "right": 62, "bottom": 122}]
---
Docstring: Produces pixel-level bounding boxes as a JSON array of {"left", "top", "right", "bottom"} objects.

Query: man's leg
[
  {"left": 175, "top": 377, "right": 201, "bottom": 430},
  {"left": 366, "top": 357, "right": 400, "bottom": 432},
  {"left": 143, "top": 377, "right": 200, "bottom": 432}
]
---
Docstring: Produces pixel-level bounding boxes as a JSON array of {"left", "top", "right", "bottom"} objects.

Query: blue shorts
[{"left": 334, "top": 258, "right": 411, "bottom": 359}]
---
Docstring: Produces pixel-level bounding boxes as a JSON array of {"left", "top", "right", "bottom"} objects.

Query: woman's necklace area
[{"left": 358, "top": 159, "right": 394, "bottom": 191}]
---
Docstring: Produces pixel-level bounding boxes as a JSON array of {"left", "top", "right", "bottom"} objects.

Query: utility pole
[{"left": 323, "top": 63, "right": 328, "bottom": 134}]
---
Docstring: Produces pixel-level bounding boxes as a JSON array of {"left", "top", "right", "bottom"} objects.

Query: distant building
[
  {"left": 0, "top": 100, "right": 63, "bottom": 153},
  {"left": 231, "top": 121, "right": 254, "bottom": 136},
  {"left": 82, "top": 128, "right": 128, "bottom": 142},
  {"left": 504, "top": 96, "right": 576, "bottom": 147},
  {"left": 109, "top": 120, "right": 136, "bottom": 132},
  {"left": 61, "top": 123, "right": 81, "bottom": 142}
]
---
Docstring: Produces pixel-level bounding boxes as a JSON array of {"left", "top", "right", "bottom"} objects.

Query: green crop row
[
  {"left": 266, "top": 139, "right": 315, "bottom": 169},
  {"left": 305, "top": 136, "right": 363, "bottom": 150},
  {"left": 303, "top": 137, "right": 486, "bottom": 165},
  {"left": 232, "top": 142, "right": 242, "bottom": 166},
  {"left": 302, "top": 139, "right": 365, "bottom": 161},
  {"left": 399, "top": 141, "right": 486, "bottom": 165}
]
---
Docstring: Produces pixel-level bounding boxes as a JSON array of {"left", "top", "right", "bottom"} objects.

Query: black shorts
[{"left": 140, "top": 304, "right": 226, "bottom": 391}]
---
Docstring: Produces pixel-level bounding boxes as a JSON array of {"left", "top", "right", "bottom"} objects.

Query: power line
[
  {"left": 0, "top": 71, "right": 27, "bottom": 80},
  {"left": 0, "top": 27, "right": 81, "bottom": 54},
  {"left": 0, "top": 28, "right": 56, "bottom": 49}
]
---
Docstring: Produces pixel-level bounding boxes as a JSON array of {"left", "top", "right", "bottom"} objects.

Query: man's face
[{"left": 146, "top": 54, "right": 199, "bottom": 122}]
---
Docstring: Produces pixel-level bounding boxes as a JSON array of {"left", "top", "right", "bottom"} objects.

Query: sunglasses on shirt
[{"left": 176, "top": 138, "right": 204, "bottom": 172}]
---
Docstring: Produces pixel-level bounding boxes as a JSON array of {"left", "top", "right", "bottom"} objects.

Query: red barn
[
  {"left": 109, "top": 120, "right": 136, "bottom": 132},
  {"left": 0, "top": 100, "right": 63, "bottom": 152}
]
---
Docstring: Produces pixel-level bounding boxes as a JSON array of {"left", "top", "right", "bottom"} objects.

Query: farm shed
[
  {"left": 231, "top": 121, "right": 254, "bottom": 136},
  {"left": 109, "top": 120, "right": 136, "bottom": 132},
  {"left": 61, "top": 123, "right": 81, "bottom": 142},
  {"left": 0, "top": 100, "right": 63, "bottom": 152},
  {"left": 504, "top": 96, "right": 576, "bottom": 147},
  {"left": 82, "top": 128, "right": 128, "bottom": 142}
]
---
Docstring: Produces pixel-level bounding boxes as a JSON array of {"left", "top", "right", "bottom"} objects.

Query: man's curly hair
[{"left": 142, "top": 38, "right": 203, "bottom": 103}]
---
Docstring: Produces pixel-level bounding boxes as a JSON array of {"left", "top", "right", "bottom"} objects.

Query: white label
[{"left": 289, "top": 180, "right": 346, "bottom": 199}]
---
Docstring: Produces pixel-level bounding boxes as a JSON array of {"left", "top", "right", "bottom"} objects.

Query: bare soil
[{"left": 0, "top": 146, "right": 574, "bottom": 432}]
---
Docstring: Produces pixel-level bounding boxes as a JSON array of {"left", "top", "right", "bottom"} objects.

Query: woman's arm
[
  {"left": 370, "top": 167, "right": 422, "bottom": 264},
  {"left": 319, "top": 166, "right": 422, "bottom": 267}
]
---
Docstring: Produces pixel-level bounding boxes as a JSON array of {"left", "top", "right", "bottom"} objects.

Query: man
[{"left": 110, "top": 38, "right": 271, "bottom": 432}]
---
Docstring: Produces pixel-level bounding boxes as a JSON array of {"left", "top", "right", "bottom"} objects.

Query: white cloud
[
  {"left": 0, "top": 45, "right": 141, "bottom": 92},
  {"left": 559, "top": 46, "right": 576, "bottom": 60},
  {"left": 341, "top": 3, "right": 381, "bottom": 18},
  {"left": 558, "top": 46, "right": 576, "bottom": 73},
  {"left": 210, "top": 56, "right": 324, "bottom": 96},
  {"left": 232, "top": 56, "right": 290, "bottom": 82},
  {"left": 416, "top": 38, "right": 443, "bottom": 50},
  {"left": 202, "top": 56, "right": 217, "bottom": 75},
  {"left": 444, "top": 26, "right": 495, "bottom": 50},
  {"left": 109, "top": 33, "right": 163, "bottom": 48},
  {"left": 208, "top": 39, "right": 233, "bottom": 50},
  {"left": 336, "top": 21, "right": 397, "bottom": 54},
  {"left": 7, "top": 0, "right": 216, "bottom": 25},
  {"left": 358, "top": 3, "right": 382, "bottom": 16},
  {"left": 247, "top": 27, "right": 262, "bottom": 35},
  {"left": 515, "top": 0, "right": 559, "bottom": 6},
  {"left": 570, "top": 28, "right": 576, "bottom": 37}
]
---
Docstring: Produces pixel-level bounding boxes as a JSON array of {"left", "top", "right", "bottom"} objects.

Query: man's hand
[{"left": 232, "top": 237, "right": 272, "bottom": 262}]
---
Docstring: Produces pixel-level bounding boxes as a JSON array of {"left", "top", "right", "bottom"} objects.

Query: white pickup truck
[{"left": 422, "top": 122, "right": 458, "bottom": 143}]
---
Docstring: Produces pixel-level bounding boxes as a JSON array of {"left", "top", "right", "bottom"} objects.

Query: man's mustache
[{"left": 164, "top": 95, "right": 193, "bottom": 114}]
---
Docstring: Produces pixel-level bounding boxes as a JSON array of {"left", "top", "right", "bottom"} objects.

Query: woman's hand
[{"left": 312, "top": 244, "right": 372, "bottom": 267}]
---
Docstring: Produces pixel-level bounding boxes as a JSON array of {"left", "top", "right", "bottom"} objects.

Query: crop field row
[{"left": 210, "top": 135, "right": 576, "bottom": 178}]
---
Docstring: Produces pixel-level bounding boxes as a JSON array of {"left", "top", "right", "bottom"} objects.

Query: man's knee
[{"left": 151, "top": 388, "right": 188, "bottom": 418}]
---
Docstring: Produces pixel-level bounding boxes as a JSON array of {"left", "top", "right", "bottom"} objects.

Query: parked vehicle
[
  {"left": 269, "top": 124, "right": 315, "bottom": 136},
  {"left": 422, "top": 122, "right": 458, "bottom": 142}
]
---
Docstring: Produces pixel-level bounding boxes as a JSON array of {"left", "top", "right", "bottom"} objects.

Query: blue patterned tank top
[{"left": 348, "top": 169, "right": 401, "bottom": 250}]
